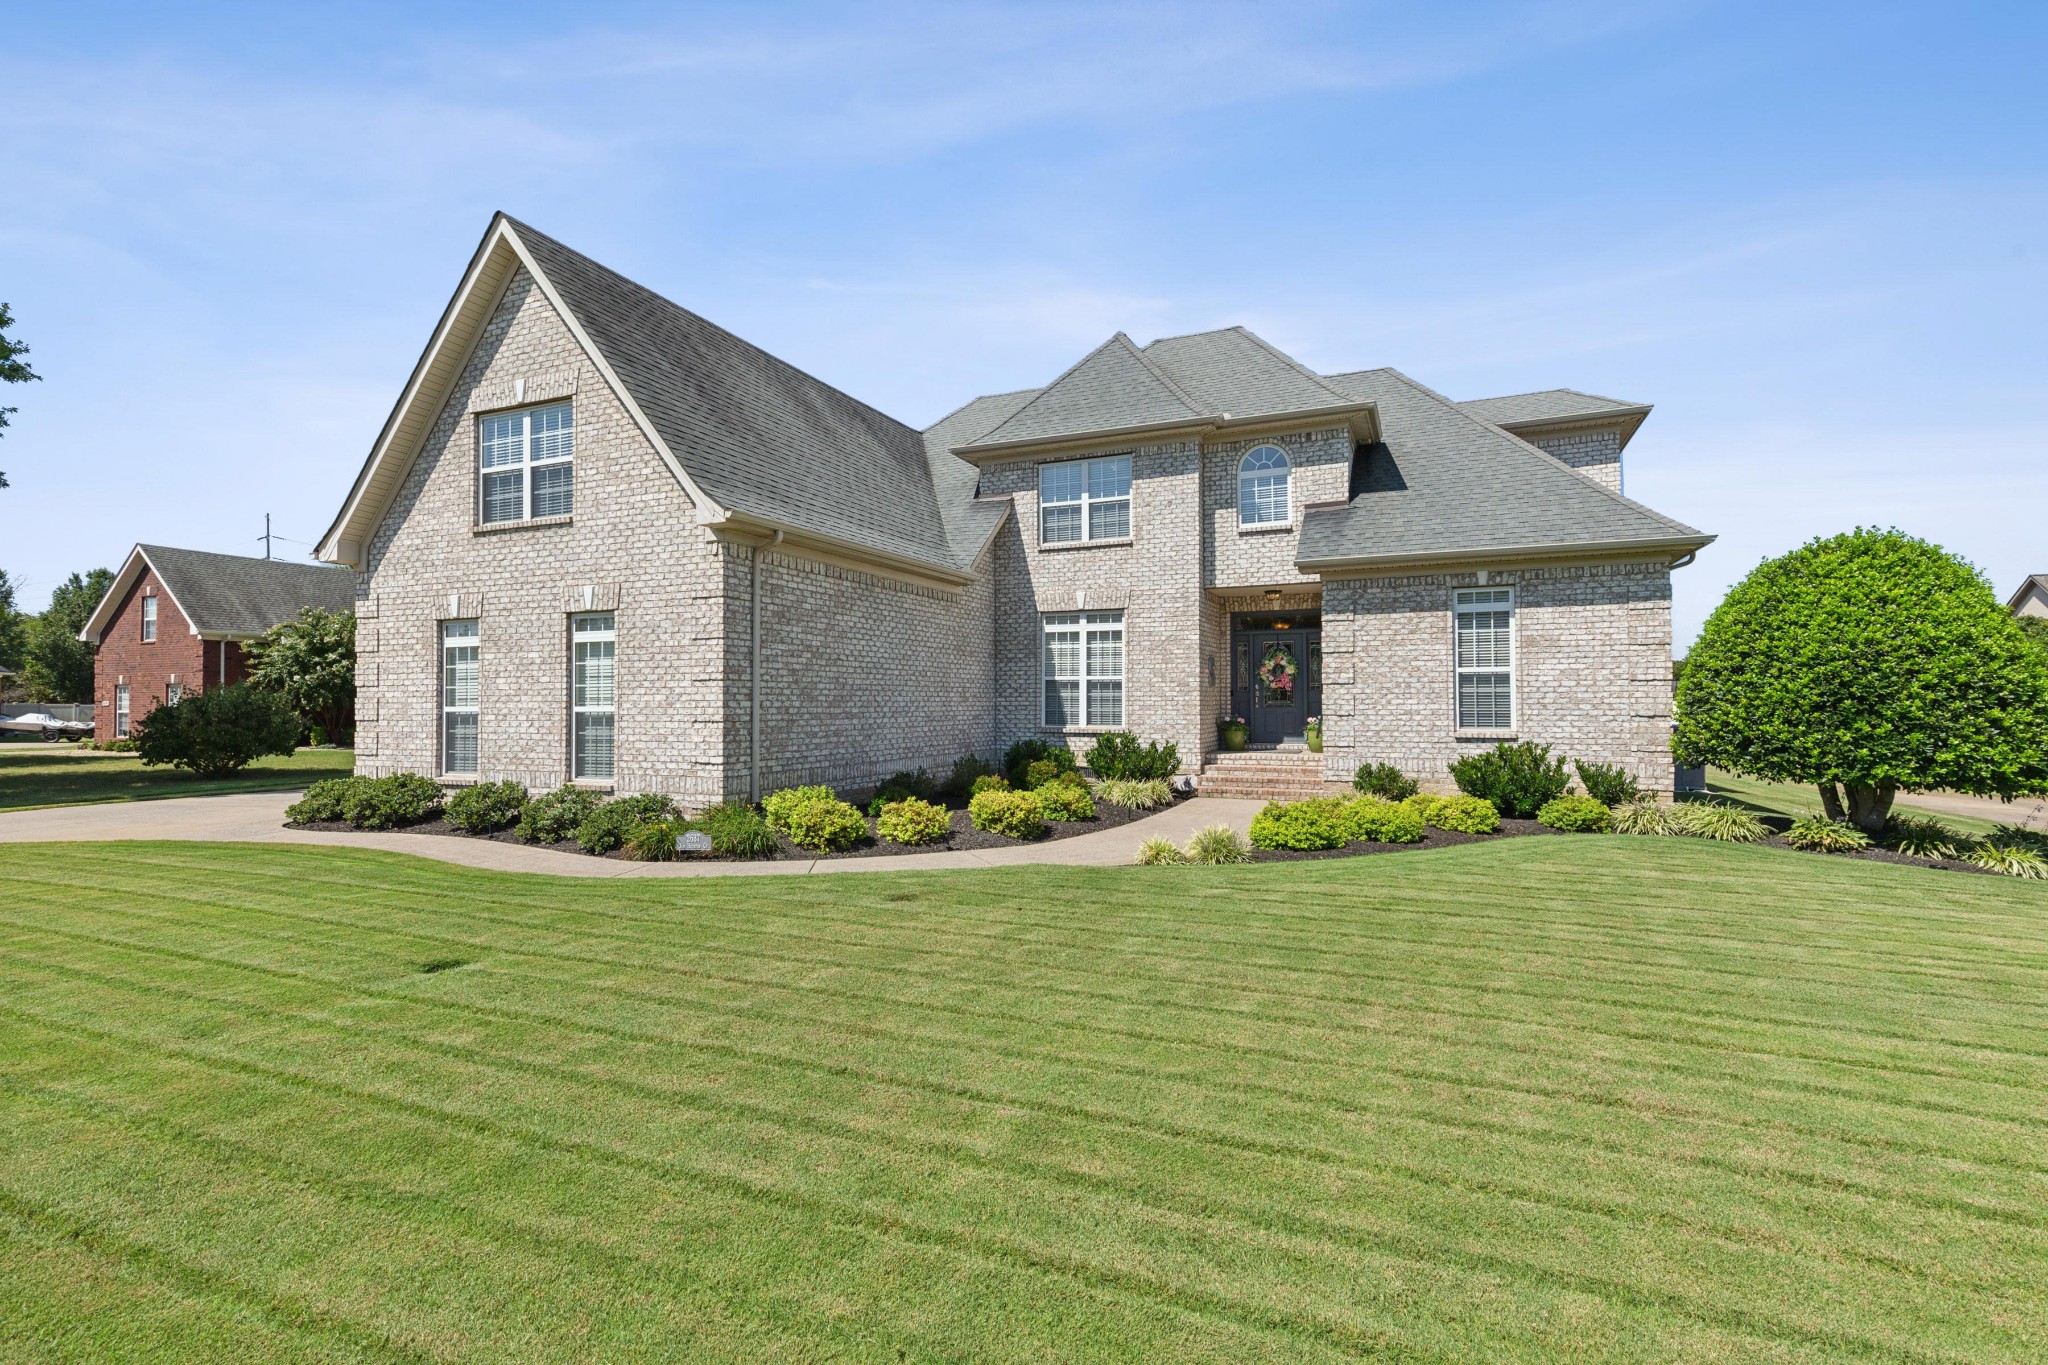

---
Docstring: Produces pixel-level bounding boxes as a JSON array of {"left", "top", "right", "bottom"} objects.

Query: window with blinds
[
  {"left": 1043, "top": 610, "right": 1124, "bottom": 727},
  {"left": 141, "top": 594, "right": 158, "bottom": 642},
  {"left": 1237, "top": 444, "right": 1292, "bottom": 526},
  {"left": 441, "top": 619, "right": 480, "bottom": 774},
  {"left": 1453, "top": 587, "right": 1514, "bottom": 730},
  {"left": 479, "top": 401, "right": 574, "bottom": 524},
  {"left": 1038, "top": 454, "right": 1131, "bottom": 545},
  {"left": 571, "top": 613, "right": 616, "bottom": 780}
]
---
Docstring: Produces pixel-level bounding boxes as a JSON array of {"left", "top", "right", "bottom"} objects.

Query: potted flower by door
[
  {"left": 1304, "top": 717, "right": 1322, "bottom": 753},
  {"left": 1218, "top": 715, "right": 1249, "bottom": 752}
]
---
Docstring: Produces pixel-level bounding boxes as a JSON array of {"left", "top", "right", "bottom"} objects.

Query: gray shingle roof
[
  {"left": 1457, "top": 388, "right": 1647, "bottom": 427},
  {"left": 141, "top": 545, "right": 355, "bottom": 637},
  {"left": 509, "top": 219, "right": 970, "bottom": 571},
  {"left": 1143, "top": 327, "right": 1356, "bottom": 418},
  {"left": 920, "top": 388, "right": 1041, "bottom": 563},
  {"left": 965, "top": 334, "right": 1207, "bottom": 449},
  {"left": 1297, "top": 370, "right": 1707, "bottom": 568},
  {"left": 2009, "top": 574, "right": 2048, "bottom": 610}
]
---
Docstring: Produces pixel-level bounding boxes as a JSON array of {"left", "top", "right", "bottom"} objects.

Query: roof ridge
[
  {"left": 503, "top": 216, "right": 920, "bottom": 441},
  {"left": 971, "top": 332, "right": 1207, "bottom": 446},
  {"left": 1225, "top": 327, "right": 1357, "bottom": 406},
  {"left": 1458, "top": 385, "right": 1643, "bottom": 409},
  {"left": 1117, "top": 332, "right": 1211, "bottom": 416},
  {"left": 1378, "top": 368, "right": 1701, "bottom": 537}
]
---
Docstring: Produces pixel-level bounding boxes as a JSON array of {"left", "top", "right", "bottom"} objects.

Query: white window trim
[
  {"left": 440, "top": 619, "right": 481, "bottom": 776},
  {"left": 477, "top": 400, "right": 574, "bottom": 526},
  {"left": 1236, "top": 443, "right": 1293, "bottom": 529},
  {"left": 570, "top": 613, "right": 617, "bottom": 782},
  {"left": 141, "top": 594, "right": 157, "bottom": 643},
  {"left": 1452, "top": 587, "right": 1516, "bottom": 733},
  {"left": 1041, "top": 609, "right": 1126, "bottom": 729},
  {"left": 166, "top": 681, "right": 182, "bottom": 706},
  {"left": 1037, "top": 453, "right": 1133, "bottom": 547},
  {"left": 114, "top": 684, "right": 130, "bottom": 738}
]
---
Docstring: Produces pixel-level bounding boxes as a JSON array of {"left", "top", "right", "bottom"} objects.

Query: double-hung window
[
  {"left": 1043, "top": 610, "right": 1124, "bottom": 727},
  {"left": 1237, "top": 444, "right": 1292, "bottom": 526},
  {"left": 114, "top": 685, "right": 130, "bottom": 738},
  {"left": 479, "top": 401, "right": 574, "bottom": 524},
  {"left": 441, "top": 620, "right": 480, "bottom": 775},
  {"left": 571, "top": 613, "right": 616, "bottom": 780},
  {"left": 1453, "top": 588, "right": 1514, "bottom": 730},
  {"left": 1039, "top": 454, "right": 1131, "bottom": 545},
  {"left": 166, "top": 681, "right": 182, "bottom": 706},
  {"left": 141, "top": 594, "right": 157, "bottom": 642}
]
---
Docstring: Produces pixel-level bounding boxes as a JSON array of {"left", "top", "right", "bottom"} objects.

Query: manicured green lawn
[
  {"left": 0, "top": 744, "right": 354, "bottom": 812},
  {"left": 1701, "top": 767, "right": 2013, "bottom": 836},
  {"left": 1, "top": 837, "right": 2044, "bottom": 1362}
]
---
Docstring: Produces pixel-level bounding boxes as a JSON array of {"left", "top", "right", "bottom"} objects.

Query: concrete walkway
[{"left": 0, "top": 790, "right": 1267, "bottom": 878}]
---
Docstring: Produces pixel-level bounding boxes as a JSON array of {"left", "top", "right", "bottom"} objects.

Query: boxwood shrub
[
  {"left": 876, "top": 796, "right": 951, "bottom": 845},
  {"left": 1352, "top": 761, "right": 1420, "bottom": 801},
  {"left": 1002, "top": 738, "right": 1076, "bottom": 787},
  {"left": 1572, "top": 760, "right": 1641, "bottom": 808},
  {"left": 1449, "top": 741, "right": 1571, "bottom": 818},
  {"left": 1343, "top": 797, "right": 1426, "bottom": 844},
  {"left": 1429, "top": 794, "right": 1501, "bottom": 834},
  {"left": 1537, "top": 793, "right": 1612, "bottom": 833},
  {"left": 286, "top": 776, "right": 362, "bottom": 825},
  {"left": 783, "top": 797, "right": 868, "bottom": 852},
  {"left": 761, "top": 785, "right": 836, "bottom": 833},
  {"left": 1248, "top": 798, "right": 1349, "bottom": 851},
  {"left": 1037, "top": 782, "right": 1096, "bottom": 822},
  {"left": 969, "top": 788, "right": 1047, "bottom": 839},
  {"left": 444, "top": 780, "right": 528, "bottom": 834},
  {"left": 575, "top": 793, "right": 678, "bottom": 855},
  {"left": 1085, "top": 731, "right": 1180, "bottom": 781},
  {"left": 516, "top": 785, "right": 606, "bottom": 844},
  {"left": 339, "top": 773, "right": 443, "bottom": 831}
]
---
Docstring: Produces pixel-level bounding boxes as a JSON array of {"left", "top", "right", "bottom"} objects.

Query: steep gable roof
[
  {"left": 964, "top": 333, "right": 1209, "bottom": 450},
  {"left": 1298, "top": 369, "right": 1708, "bottom": 570},
  {"left": 81, "top": 545, "right": 355, "bottom": 644},
  {"left": 2009, "top": 574, "right": 2048, "bottom": 611},
  {"left": 1142, "top": 327, "right": 1356, "bottom": 419}
]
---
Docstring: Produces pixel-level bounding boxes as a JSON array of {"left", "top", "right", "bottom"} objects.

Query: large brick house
[
  {"left": 79, "top": 545, "right": 354, "bottom": 741},
  {"left": 318, "top": 215, "right": 1711, "bottom": 803}
]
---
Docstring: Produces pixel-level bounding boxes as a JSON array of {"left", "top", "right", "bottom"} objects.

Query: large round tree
[{"left": 1674, "top": 528, "right": 2048, "bottom": 832}]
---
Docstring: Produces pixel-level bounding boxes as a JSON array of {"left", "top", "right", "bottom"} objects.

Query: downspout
[{"left": 748, "top": 531, "right": 783, "bottom": 803}]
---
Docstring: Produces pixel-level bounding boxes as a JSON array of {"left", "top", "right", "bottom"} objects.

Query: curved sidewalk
[{"left": 0, "top": 790, "right": 1266, "bottom": 877}]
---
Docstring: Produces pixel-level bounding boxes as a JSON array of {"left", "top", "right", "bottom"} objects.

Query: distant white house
[{"left": 2009, "top": 575, "right": 2048, "bottom": 620}]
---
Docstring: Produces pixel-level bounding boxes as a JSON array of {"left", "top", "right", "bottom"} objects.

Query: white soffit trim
[{"left": 76, "top": 546, "right": 201, "bottom": 645}]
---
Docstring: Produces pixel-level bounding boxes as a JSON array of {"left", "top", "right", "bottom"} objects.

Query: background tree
[
  {"left": 0, "top": 301, "right": 40, "bottom": 489},
  {"left": 0, "top": 569, "right": 25, "bottom": 681},
  {"left": 244, "top": 607, "right": 355, "bottom": 740},
  {"left": 19, "top": 567, "right": 113, "bottom": 702},
  {"left": 2019, "top": 615, "right": 2048, "bottom": 657},
  {"left": 1674, "top": 528, "right": 2048, "bottom": 832}
]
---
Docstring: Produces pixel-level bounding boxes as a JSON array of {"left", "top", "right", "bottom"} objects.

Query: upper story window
[
  {"left": 141, "top": 594, "right": 158, "bottom": 642},
  {"left": 479, "top": 401, "right": 574, "bottom": 524},
  {"left": 1238, "top": 444, "right": 1292, "bottom": 527},
  {"left": 1454, "top": 588, "right": 1514, "bottom": 730},
  {"left": 1039, "top": 454, "right": 1131, "bottom": 545}
]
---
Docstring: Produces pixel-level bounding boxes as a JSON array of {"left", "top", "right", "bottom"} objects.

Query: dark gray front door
[{"left": 1247, "top": 631, "right": 1308, "bottom": 745}]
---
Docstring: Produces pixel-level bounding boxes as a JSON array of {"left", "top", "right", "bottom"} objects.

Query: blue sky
[{"left": 4, "top": 1, "right": 2043, "bottom": 646}]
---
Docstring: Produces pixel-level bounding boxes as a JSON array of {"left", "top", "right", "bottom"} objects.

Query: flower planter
[
  {"left": 1304, "top": 722, "right": 1323, "bottom": 754},
  {"left": 1219, "top": 722, "right": 1249, "bottom": 752}
]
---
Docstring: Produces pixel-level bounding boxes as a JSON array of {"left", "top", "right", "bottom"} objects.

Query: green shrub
[
  {"left": 1037, "top": 782, "right": 1096, "bottom": 821},
  {"left": 575, "top": 794, "right": 677, "bottom": 855},
  {"left": 1991, "top": 823, "right": 2048, "bottom": 852},
  {"left": 625, "top": 816, "right": 694, "bottom": 862},
  {"left": 969, "top": 788, "right": 1047, "bottom": 839},
  {"left": 340, "top": 773, "right": 443, "bottom": 831},
  {"left": 1670, "top": 800, "right": 1769, "bottom": 843},
  {"left": 1134, "top": 836, "right": 1187, "bottom": 866},
  {"left": 132, "top": 683, "right": 300, "bottom": 776},
  {"left": 1572, "top": 760, "right": 1641, "bottom": 808},
  {"left": 1402, "top": 792, "right": 1445, "bottom": 824},
  {"left": 761, "top": 785, "right": 836, "bottom": 833},
  {"left": 1003, "top": 739, "right": 1076, "bottom": 786},
  {"left": 286, "top": 776, "right": 362, "bottom": 825},
  {"left": 1449, "top": 742, "right": 1572, "bottom": 818},
  {"left": 969, "top": 773, "right": 1010, "bottom": 797},
  {"left": 1086, "top": 731, "right": 1180, "bottom": 781},
  {"left": 1429, "top": 794, "right": 1500, "bottom": 834},
  {"left": 444, "top": 780, "right": 528, "bottom": 834},
  {"left": 940, "top": 755, "right": 997, "bottom": 801},
  {"left": 698, "top": 802, "right": 779, "bottom": 859},
  {"left": 1343, "top": 797, "right": 1426, "bottom": 844},
  {"left": 1352, "top": 762, "right": 1420, "bottom": 801},
  {"left": 865, "top": 785, "right": 916, "bottom": 817},
  {"left": 783, "top": 798, "right": 869, "bottom": 852},
  {"left": 1023, "top": 758, "right": 1066, "bottom": 790},
  {"left": 876, "top": 796, "right": 951, "bottom": 845},
  {"left": 1538, "top": 794, "right": 1611, "bottom": 833},
  {"left": 1248, "top": 798, "right": 1349, "bottom": 851},
  {"left": 1094, "top": 777, "right": 1172, "bottom": 810},
  {"left": 1964, "top": 840, "right": 2048, "bottom": 878},
  {"left": 1784, "top": 815, "right": 1871, "bottom": 853},
  {"left": 880, "top": 768, "right": 937, "bottom": 801},
  {"left": 516, "top": 785, "right": 607, "bottom": 844},
  {"left": 1610, "top": 799, "right": 1677, "bottom": 836},
  {"left": 1183, "top": 825, "right": 1252, "bottom": 864}
]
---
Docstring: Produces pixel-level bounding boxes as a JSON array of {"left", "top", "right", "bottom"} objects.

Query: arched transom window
[{"left": 1237, "top": 444, "right": 1292, "bottom": 526}]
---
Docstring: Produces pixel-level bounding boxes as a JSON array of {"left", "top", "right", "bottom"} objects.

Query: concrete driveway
[{"left": 0, "top": 790, "right": 1267, "bottom": 877}]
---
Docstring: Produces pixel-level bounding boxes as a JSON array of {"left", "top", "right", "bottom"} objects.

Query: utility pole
[{"left": 261, "top": 513, "right": 273, "bottom": 559}]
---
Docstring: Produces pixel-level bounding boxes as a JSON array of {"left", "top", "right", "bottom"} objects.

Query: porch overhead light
[{"left": 1264, "top": 589, "right": 1282, "bottom": 599}]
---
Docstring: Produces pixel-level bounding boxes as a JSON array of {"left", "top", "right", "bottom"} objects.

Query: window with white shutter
[{"left": 1453, "top": 588, "right": 1514, "bottom": 730}]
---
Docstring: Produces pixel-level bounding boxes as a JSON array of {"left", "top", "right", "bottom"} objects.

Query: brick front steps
[{"left": 1197, "top": 748, "right": 1347, "bottom": 801}]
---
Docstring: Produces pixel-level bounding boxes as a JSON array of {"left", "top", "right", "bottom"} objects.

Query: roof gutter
[{"left": 1299, "top": 532, "right": 1715, "bottom": 576}]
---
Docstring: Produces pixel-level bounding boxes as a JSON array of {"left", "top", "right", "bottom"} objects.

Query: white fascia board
[{"left": 1299, "top": 532, "right": 1716, "bottom": 576}]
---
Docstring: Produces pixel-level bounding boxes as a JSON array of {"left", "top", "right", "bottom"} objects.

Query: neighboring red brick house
[{"left": 79, "top": 544, "right": 355, "bottom": 741}]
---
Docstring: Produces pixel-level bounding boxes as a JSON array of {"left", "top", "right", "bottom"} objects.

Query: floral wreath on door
[{"left": 1257, "top": 643, "right": 1298, "bottom": 697}]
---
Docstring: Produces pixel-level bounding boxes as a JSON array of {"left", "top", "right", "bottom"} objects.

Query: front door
[{"left": 1247, "top": 630, "right": 1308, "bottom": 745}]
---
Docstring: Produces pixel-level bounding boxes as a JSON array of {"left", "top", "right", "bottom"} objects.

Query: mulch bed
[{"left": 288, "top": 789, "right": 1186, "bottom": 862}]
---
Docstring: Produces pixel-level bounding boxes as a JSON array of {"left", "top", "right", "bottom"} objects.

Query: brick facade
[
  {"left": 91, "top": 568, "right": 246, "bottom": 740},
  {"left": 1522, "top": 427, "right": 1624, "bottom": 491}
]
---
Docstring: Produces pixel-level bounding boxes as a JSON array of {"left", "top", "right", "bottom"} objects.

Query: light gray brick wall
[
  {"left": 1524, "top": 427, "right": 1623, "bottom": 491},
  {"left": 354, "top": 268, "right": 731, "bottom": 799},
  {"left": 1202, "top": 425, "right": 1352, "bottom": 588},
  {"left": 1320, "top": 559, "right": 1674, "bottom": 796}
]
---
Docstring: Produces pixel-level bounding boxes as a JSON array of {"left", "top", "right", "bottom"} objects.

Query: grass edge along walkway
[
  {"left": 1, "top": 835, "right": 2045, "bottom": 1363},
  {"left": 0, "top": 745, "right": 354, "bottom": 813}
]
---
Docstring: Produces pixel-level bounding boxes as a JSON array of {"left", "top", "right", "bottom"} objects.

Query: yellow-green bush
[{"left": 969, "top": 788, "right": 1047, "bottom": 839}]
